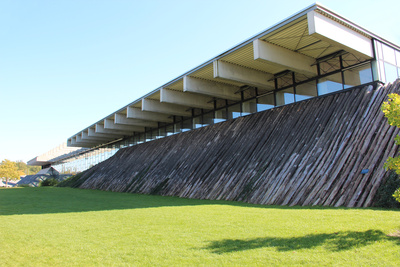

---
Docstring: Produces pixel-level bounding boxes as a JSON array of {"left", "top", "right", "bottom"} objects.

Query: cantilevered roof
[
  {"left": 67, "top": 3, "right": 399, "bottom": 148},
  {"left": 28, "top": 142, "right": 87, "bottom": 166}
]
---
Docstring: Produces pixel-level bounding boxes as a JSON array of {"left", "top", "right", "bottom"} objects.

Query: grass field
[{"left": 1, "top": 187, "right": 399, "bottom": 266}]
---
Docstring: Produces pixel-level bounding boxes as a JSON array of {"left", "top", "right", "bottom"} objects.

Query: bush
[
  {"left": 17, "top": 184, "right": 32, "bottom": 188},
  {"left": 57, "top": 173, "right": 84, "bottom": 188},
  {"left": 40, "top": 178, "right": 59, "bottom": 187},
  {"left": 373, "top": 171, "right": 400, "bottom": 208}
]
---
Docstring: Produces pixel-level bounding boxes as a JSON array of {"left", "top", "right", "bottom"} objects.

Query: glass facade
[
  {"left": 375, "top": 40, "right": 400, "bottom": 83},
  {"left": 54, "top": 51, "right": 376, "bottom": 174}
]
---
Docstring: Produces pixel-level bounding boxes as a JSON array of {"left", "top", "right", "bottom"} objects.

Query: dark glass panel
[
  {"left": 276, "top": 87, "right": 294, "bottom": 106},
  {"left": 343, "top": 63, "right": 373, "bottom": 89},
  {"left": 257, "top": 93, "right": 274, "bottom": 111},
  {"left": 317, "top": 73, "right": 343, "bottom": 95},
  {"left": 296, "top": 81, "right": 317, "bottom": 101}
]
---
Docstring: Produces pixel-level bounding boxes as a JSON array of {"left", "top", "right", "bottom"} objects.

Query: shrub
[
  {"left": 373, "top": 171, "right": 400, "bottom": 208},
  {"left": 57, "top": 173, "right": 84, "bottom": 188},
  {"left": 17, "top": 184, "right": 32, "bottom": 187},
  {"left": 40, "top": 178, "right": 59, "bottom": 187}
]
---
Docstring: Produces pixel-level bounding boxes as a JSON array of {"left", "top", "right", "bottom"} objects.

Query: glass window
[
  {"left": 317, "top": 73, "right": 343, "bottom": 95},
  {"left": 382, "top": 44, "right": 396, "bottom": 65},
  {"left": 276, "top": 72, "right": 293, "bottom": 88},
  {"left": 242, "top": 87, "right": 257, "bottom": 99},
  {"left": 396, "top": 50, "right": 400, "bottom": 66},
  {"left": 214, "top": 109, "right": 227, "bottom": 123},
  {"left": 375, "top": 41, "right": 383, "bottom": 60},
  {"left": 132, "top": 135, "right": 139, "bottom": 145},
  {"left": 203, "top": 112, "right": 214, "bottom": 126},
  {"left": 276, "top": 88, "right": 294, "bottom": 106},
  {"left": 342, "top": 53, "right": 363, "bottom": 68},
  {"left": 174, "top": 122, "right": 181, "bottom": 134},
  {"left": 296, "top": 81, "right": 317, "bottom": 101},
  {"left": 182, "top": 119, "right": 192, "bottom": 132},
  {"left": 192, "top": 108, "right": 201, "bottom": 117},
  {"left": 227, "top": 103, "right": 241, "bottom": 119},
  {"left": 257, "top": 94, "right": 274, "bottom": 111},
  {"left": 215, "top": 99, "right": 226, "bottom": 109},
  {"left": 319, "top": 57, "right": 341, "bottom": 74},
  {"left": 379, "top": 60, "right": 386, "bottom": 82},
  {"left": 151, "top": 129, "right": 158, "bottom": 140},
  {"left": 193, "top": 116, "right": 203, "bottom": 129},
  {"left": 384, "top": 62, "right": 399, "bottom": 83},
  {"left": 166, "top": 125, "right": 174, "bottom": 136},
  {"left": 145, "top": 131, "right": 153, "bottom": 142},
  {"left": 128, "top": 136, "right": 135, "bottom": 146},
  {"left": 241, "top": 99, "right": 257, "bottom": 116},
  {"left": 158, "top": 127, "right": 166, "bottom": 138},
  {"left": 343, "top": 63, "right": 373, "bottom": 88},
  {"left": 295, "top": 73, "right": 313, "bottom": 83},
  {"left": 121, "top": 140, "right": 128, "bottom": 148}
]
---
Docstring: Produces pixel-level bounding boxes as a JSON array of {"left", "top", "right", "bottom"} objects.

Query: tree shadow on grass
[{"left": 204, "top": 230, "right": 400, "bottom": 254}]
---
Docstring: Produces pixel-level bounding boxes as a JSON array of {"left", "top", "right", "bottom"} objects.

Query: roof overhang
[
  {"left": 28, "top": 142, "right": 87, "bottom": 166},
  {"left": 67, "top": 3, "right": 397, "bottom": 148}
]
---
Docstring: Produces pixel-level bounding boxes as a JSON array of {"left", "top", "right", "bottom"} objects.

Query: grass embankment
[{"left": 1, "top": 187, "right": 399, "bottom": 266}]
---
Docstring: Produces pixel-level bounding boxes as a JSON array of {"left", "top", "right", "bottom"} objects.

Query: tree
[
  {"left": 15, "top": 160, "right": 40, "bottom": 175},
  {"left": 381, "top": 93, "right": 400, "bottom": 202},
  {"left": 0, "top": 159, "right": 22, "bottom": 187}
]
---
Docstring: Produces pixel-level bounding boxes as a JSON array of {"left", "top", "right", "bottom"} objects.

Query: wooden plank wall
[{"left": 70, "top": 81, "right": 400, "bottom": 207}]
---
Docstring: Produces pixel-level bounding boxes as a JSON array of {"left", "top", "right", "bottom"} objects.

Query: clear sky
[{"left": 1, "top": 0, "right": 399, "bottom": 163}]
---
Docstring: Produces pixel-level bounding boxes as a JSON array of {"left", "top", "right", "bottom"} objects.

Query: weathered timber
[{"left": 67, "top": 80, "right": 400, "bottom": 207}]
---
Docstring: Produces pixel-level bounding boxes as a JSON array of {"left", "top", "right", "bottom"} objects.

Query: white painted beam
[
  {"left": 104, "top": 118, "right": 145, "bottom": 132},
  {"left": 213, "top": 60, "right": 274, "bottom": 89},
  {"left": 127, "top": 106, "right": 173, "bottom": 122},
  {"left": 81, "top": 131, "right": 111, "bottom": 141},
  {"left": 307, "top": 11, "right": 373, "bottom": 59},
  {"left": 253, "top": 39, "right": 317, "bottom": 76},
  {"left": 183, "top": 76, "right": 241, "bottom": 101},
  {"left": 88, "top": 128, "right": 123, "bottom": 139},
  {"left": 114, "top": 113, "right": 158, "bottom": 128},
  {"left": 70, "top": 136, "right": 98, "bottom": 148},
  {"left": 160, "top": 88, "right": 214, "bottom": 109},
  {"left": 142, "top": 98, "right": 192, "bottom": 117},
  {"left": 95, "top": 124, "right": 132, "bottom": 136},
  {"left": 76, "top": 135, "right": 103, "bottom": 144},
  {"left": 69, "top": 138, "right": 82, "bottom": 147}
]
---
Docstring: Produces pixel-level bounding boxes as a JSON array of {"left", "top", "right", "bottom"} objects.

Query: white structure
[{"left": 29, "top": 3, "right": 400, "bottom": 173}]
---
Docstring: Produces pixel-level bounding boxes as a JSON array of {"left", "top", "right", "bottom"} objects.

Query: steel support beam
[
  {"left": 81, "top": 130, "right": 112, "bottom": 141},
  {"left": 253, "top": 39, "right": 317, "bottom": 76},
  {"left": 114, "top": 113, "right": 158, "bottom": 128},
  {"left": 95, "top": 124, "right": 132, "bottom": 136},
  {"left": 160, "top": 88, "right": 214, "bottom": 109},
  {"left": 127, "top": 106, "right": 173, "bottom": 123},
  {"left": 104, "top": 118, "right": 145, "bottom": 132},
  {"left": 88, "top": 127, "right": 123, "bottom": 139},
  {"left": 183, "top": 76, "right": 241, "bottom": 101},
  {"left": 142, "top": 98, "right": 192, "bottom": 117},
  {"left": 213, "top": 60, "right": 274, "bottom": 89}
]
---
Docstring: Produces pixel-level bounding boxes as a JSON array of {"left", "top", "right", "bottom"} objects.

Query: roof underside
[{"left": 66, "top": 3, "right": 391, "bottom": 149}]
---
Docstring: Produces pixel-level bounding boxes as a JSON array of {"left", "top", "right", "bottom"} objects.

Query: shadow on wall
[{"left": 203, "top": 230, "right": 400, "bottom": 254}]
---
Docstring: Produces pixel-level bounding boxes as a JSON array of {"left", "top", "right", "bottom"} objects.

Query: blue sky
[{"left": 1, "top": 0, "right": 400, "bottom": 163}]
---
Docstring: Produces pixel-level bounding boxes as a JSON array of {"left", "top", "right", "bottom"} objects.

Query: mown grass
[{"left": 0, "top": 187, "right": 399, "bottom": 266}]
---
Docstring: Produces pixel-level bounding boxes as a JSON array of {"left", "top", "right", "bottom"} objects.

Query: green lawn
[{"left": 1, "top": 187, "right": 399, "bottom": 266}]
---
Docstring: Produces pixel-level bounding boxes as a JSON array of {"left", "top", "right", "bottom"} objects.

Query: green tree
[
  {"left": 381, "top": 93, "right": 400, "bottom": 202},
  {"left": 0, "top": 159, "right": 22, "bottom": 187},
  {"left": 15, "top": 160, "right": 40, "bottom": 175}
]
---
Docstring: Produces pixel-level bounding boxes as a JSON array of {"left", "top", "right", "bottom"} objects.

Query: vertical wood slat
[{"left": 71, "top": 81, "right": 400, "bottom": 207}]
